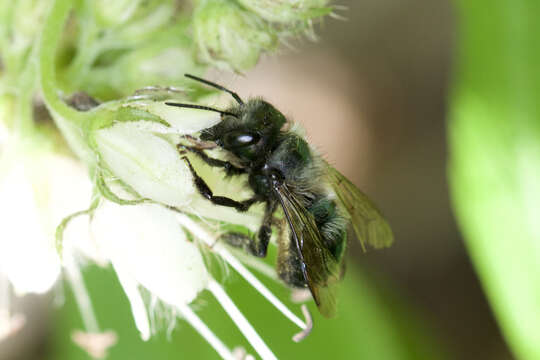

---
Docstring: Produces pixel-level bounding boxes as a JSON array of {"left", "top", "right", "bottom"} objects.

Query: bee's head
[{"left": 200, "top": 99, "right": 287, "bottom": 163}]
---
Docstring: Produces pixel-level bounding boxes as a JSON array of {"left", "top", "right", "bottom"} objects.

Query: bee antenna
[
  {"left": 184, "top": 74, "right": 244, "bottom": 105},
  {"left": 164, "top": 102, "right": 238, "bottom": 118}
]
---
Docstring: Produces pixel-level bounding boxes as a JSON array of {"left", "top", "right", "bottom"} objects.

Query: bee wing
[
  {"left": 273, "top": 184, "right": 341, "bottom": 318},
  {"left": 326, "top": 164, "right": 394, "bottom": 252}
]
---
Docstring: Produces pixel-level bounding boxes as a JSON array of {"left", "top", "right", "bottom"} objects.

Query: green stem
[
  {"left": 13, "top": 45, "right": 40, "bottom": 137},
  {"left": 0, "top": 4, "right": 36, "bottom": 136},
  {"left": 39, "top": 0, "right": 94, "bottom": 163},
  {"left": 14, "top": 70, "right": 36, "bottom": 137}
]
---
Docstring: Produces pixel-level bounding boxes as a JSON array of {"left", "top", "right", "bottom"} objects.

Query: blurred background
[
  {"left": 0, "top": 0, "right": 519, "bottom": 359},
  {"left": 225, "top": 0, "right": 511, "bottom": 358}
]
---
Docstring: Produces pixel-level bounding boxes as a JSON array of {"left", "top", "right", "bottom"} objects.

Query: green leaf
[
  {"left": 449, "top": 1, "right": 540, "bottom": 359},
  {"left": 51, "top": 264, "right": 448, "bottom": 360}
]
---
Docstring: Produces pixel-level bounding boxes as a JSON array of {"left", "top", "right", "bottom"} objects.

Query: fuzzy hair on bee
[{"left": 166, "top": 74, "right": 394, "bottom": 318}]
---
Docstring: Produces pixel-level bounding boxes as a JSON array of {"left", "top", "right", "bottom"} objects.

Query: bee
[{"left": 166, "top": 74, "right": 394, "bottom": 317}]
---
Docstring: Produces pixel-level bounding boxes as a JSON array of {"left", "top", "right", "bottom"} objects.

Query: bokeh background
[
  {"left": 225, "top": 0, "right": 511, "bottom": 358},
  {"left": 0, "top": 0, "right": 522, "bottom": 359}
]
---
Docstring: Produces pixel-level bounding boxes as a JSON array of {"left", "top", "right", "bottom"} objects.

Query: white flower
[
  {"left": 0, "top": 138, "right": 92, "bottom": 294},
  {"left": 90, "top": 201, "right": 209, "bottom": 340},
  {"left": 0, "top": 133, "right": 92, "bottom": 340},
  {"left": 86, "top": 201, "right": 256, "bottom": 358},
  {"left": 60, "top": 196, "right": 312, "bottom": 359},
  {"left": 52, "top": 95, "right": 314, "bottom": 359}
]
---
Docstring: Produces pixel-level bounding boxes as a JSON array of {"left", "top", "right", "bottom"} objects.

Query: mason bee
[{"left": 166, "top": 74, "right": 394, "bottom": 318}]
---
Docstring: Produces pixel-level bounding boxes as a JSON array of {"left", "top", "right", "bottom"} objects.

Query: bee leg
[
  {"left": 221, "top": 200, "right": 278, "bottom": 257},
  {"left": 178, "top": 144, "right": 246, "bottom": 176},
  {"left": 250, "top": 200, "right": 278, "bottom": 256},
  {"left": 183, "top": 135, "right": 217, "bottom": 150},
  {"left": 182, "top": 156, "right": 256, "bottom": 212}
]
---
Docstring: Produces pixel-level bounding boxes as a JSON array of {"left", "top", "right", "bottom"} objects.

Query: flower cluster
[
  {"left": 0, "top": 0, "right": 332, "bottom": 358},
  {"left": 192, "top": 0, "right": 332, "bottom": 71},
  {"left": 55, "top": 89, "right": 313, "bottom": 359}
]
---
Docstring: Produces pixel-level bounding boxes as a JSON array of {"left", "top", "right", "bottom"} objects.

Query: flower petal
[
  {"left": 94, "top": 122, "right": 195, "bottom": 207},
  {"left": 0, "top": 167, "right": 60, "bottom": 294},
  {"left": 114, "top": 267, "right": 151, "bottom": 340},
  {"left": 91, "top": 201, "right": 209, "bottom": 307},
  {"left": 127, "top": 99, "right": 222, "bottom": 135}
]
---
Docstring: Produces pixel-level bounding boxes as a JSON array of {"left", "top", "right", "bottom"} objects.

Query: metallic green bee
[{"left": 167, "top": 75, "right": 394, "bottom": 317}]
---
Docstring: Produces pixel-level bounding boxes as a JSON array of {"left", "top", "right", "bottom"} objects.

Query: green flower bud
[
  {"left": 89, "top": 0, "right": 173, "bottom": 29},
  {"left": 78, "top": 43, "right": 204, "bottom": 100},
  {"left": 0, "top": 0, "right": 49, "bottom": 79},
  {"left": 235, "top": 0, "right": 332, "bottom": 23},
  {"left": 193, "top": 0, "right": 277, "bottom": 71},
  {"left": 1, "top": 0, "right": 49, "bottom": 53}
]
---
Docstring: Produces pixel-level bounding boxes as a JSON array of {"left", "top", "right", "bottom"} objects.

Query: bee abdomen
[
  {"left": 309, "top": 196, "right": 348, "bottom": 260},
  {"left": 277, "top": 195, "right": 348, "bottom": 289},
  {"left": 277, "top": 246, "right": 307, "bottom": 288}
]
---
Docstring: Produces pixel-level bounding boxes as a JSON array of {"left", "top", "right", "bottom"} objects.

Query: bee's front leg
[
  {"left": 178, "top": 144, "right": 246, "bottom": 176},
  {"left": 182, "top": 156, "right": 256, "bottom": 212}
]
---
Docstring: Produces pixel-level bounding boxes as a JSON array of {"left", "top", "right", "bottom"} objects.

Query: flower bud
[
  {"left": 93, "top": 121, "right": 194, "bottom": 207},
  {"left": 82, "top": 43, "right": 204, "bottom": 100},
  {"left": 90, "top": 98, "right": 222, "bottom": 207},
  {"left": 235, "top": 0, "right": 332, "bottom": 23},
  {"left": 89, "top": 0, "right": 171, "bottom": 28},
  {"left": 3, "top": 0, "right": 50, "bottom": 56},
  {"left": 193, "top": 0, "right": 277, "bottom": 71}
]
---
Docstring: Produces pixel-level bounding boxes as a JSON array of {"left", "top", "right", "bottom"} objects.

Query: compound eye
[{"left": 223, "top": 130, "right": 260, "bottom": 148}]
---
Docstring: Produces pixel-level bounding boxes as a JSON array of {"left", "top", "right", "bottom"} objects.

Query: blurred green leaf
[{"left": 449, "top": 1, "right": 540, "bottom": 359}]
